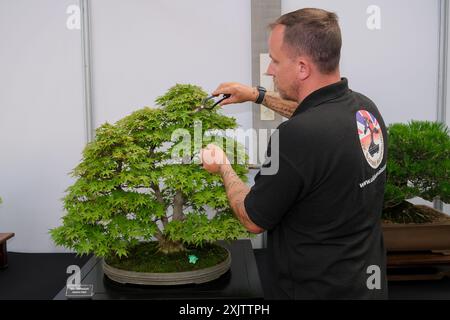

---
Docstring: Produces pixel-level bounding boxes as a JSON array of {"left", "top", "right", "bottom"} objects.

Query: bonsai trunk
[
  {"left": 157, "top": 237, "right": 186, "bottom": 254},
  {"left": 172, "top": 191, "right": 185, "bottom": 221},
  {"left": 156, "top": 190, "right": 187, "bottom": 254},
  {"left": 152, "top": 189, "right": 187, "bottom": 254}
]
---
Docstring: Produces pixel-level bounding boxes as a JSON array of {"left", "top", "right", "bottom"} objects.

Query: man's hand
[
  {"left": 212, "top": 82, "right": 258, "bottom": 106},
  {"left": 212, "top": 82, "right": 297, "bottom": 118},
  {"left": 200, "top": 144, "right": 230, "bottom": 174},
  {"left": 200, "top": 144, "right": 264, "bottom": 234}
]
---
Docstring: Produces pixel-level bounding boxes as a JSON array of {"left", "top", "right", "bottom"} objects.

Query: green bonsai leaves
[{"left": 51, "top": 84, "right": 249, "bottom": 258}]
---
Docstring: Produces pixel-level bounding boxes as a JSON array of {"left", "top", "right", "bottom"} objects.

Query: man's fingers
[
  {"left": 200, "top": 148, "right": 214, "bottom": 165},
  {"left": 200, "top": 148, "right": 208, "bottom": 164},
  {"left": 219, "top": 96, "right": 235, "bottom": 106},
  {"left": 200, "top": 145, "right": 230, "bottom": 172},
  {"left": 206, "top": 144, "right": 216, "bottom": 155},
  {"left": 212, "top": 83, "right": 233, "bottom": 96},
  {"left": 213, "top": 82, "right": 256, "bottom": 106},
  {"left": 199, "top": 149, "right": 203, "bottom": 164}
]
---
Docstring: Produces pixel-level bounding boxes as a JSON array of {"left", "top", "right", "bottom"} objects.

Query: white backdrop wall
[
  {"left": 444, "top": 1, "right": 450, "bottom": 215},
  {"left": 283, "top": 0, "right": 449, "bottom": 216},
  {"left": 0, "top": 0, "right": 86, "bottom": 252},
  {"left": 0, "top": 0, "right": 253, "bottom": 253},
  {"left": 283, "top": 0, "right": 440, "bottom": 125},
  {"left": 0, "top": 1, "right": 448, "bottom": 252},
  {"left": 447, "top": 1, "right": 450, "bottom": 127},
  {"left": 89, "top": 0, "right": 252, "bottom": 130}
]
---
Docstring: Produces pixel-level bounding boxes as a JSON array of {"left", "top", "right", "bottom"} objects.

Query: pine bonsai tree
[
  {"left": 383, "top": 121, "right": 450, "bottom": 223},
  {"left": 51, "top": 84, "right": 249, "bottom": 258}
]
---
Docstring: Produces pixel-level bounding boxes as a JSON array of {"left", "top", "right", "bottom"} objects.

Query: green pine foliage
[
  {"left": 383, "top": 121, "right": 450, "bottom": 223},
  {"left": 51, "top": 84, "right": 249, "bottom": 258}
]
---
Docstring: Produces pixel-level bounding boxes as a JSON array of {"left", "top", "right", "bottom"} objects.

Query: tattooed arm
[
  {"left": 219, "top": 164, "right": 264, "bottom": 234},
  {"left": 212, "top": 82, "right": 298, "bottom": 119},
  {"left": 262, "top": 91, "right": 298, "bottom": 118},
  {"left": 200, "top": 144, "right": 264, "bottom": 234}
]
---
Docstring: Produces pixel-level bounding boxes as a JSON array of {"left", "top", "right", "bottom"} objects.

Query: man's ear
[{"left": 298, "top": 57, "right": 311, "bottom": 81}]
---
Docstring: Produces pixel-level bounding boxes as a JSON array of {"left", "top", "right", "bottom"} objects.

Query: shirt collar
[{"left": 292, "top": 78, "right": 350, "bottom": 118}]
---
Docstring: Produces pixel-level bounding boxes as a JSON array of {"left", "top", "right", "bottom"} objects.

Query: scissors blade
[
  {"left": 193, "top": 106, "right": 204, "bottom": 112},
  {"left": 192, "top": 94, "right": 231, "bottom": 112}
]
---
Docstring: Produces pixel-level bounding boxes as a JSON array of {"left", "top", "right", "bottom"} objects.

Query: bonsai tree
[
  {"left": 383, "top": 121, "right": 450, "bottom": 223},
  {"left": 51, "top": 84, "right": 249, "bottom": 259}
]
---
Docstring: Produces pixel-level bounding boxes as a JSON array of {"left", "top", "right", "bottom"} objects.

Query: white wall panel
[
  {"left": 0, "top": 0, "right": 85, "bottom": 252},
  {"left": 283, "top": 0, "right": 439, "bottom": 125},
  {"left": 0, "top": 0, "right": 446, "bottom": 252},
  {"left": 89, "top": 0, "right": 252, "bottom": 130}
]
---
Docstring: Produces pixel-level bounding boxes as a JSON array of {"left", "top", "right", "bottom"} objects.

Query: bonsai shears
[{"left": 193, "top": 94, "right": 231, "bottom": 113}]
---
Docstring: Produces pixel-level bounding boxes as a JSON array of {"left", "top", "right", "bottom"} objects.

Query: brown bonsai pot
[{"left": 382, "top": 205, "right": 450, "bottom": 253}]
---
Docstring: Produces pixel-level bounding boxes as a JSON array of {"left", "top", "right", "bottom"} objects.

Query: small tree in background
[
  {"left": 383, "top": 121, "right": 450, "bottom": 223},
  {"left": 51, "top": 84, "right": 249, "bottom": 258}
]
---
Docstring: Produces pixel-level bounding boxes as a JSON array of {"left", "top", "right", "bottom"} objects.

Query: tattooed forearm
[
  {"left": 262, "top": 92, "right": 298, "bottom": 118},
  {"left": 220, "top": 164, "right": 263, "bottom": 234}
]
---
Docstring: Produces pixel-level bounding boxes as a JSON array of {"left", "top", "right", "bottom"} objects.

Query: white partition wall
[
  {"left": 446, "top": 1, "right": 450, "bottom": 127},
  {"left": 283, "top": 0, "right": 440, "bottom": 125},
  {"left": 0, "top": 0, "right": 253, "bottom": 252},
  {"left": 283, "top": 0, "right": 449, "bottom": 216},
  {"left": 444, "top": 1, "right": 450, "bottom": 215},
  {"left": 89, "top": 0, "right": 252, "bottom": 130},
  {"left": 0, "top": 1, "right": 448, "bottom": 252},
  {"left": 88, "top": 0, "right": 260, "bottom": 248},
  {"left": 0, "top": 0, "right": 86, "bottom": 252}
]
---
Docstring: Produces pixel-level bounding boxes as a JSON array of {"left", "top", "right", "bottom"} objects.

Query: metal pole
[
  {"left": 251, "top": 0, "right": 281, "bottom": 249},
  {"left": 80, "top": 0, "right": 94, "bottom": 143},
  {"left": 435, "top": 0, "right": 449, "bottom": 211},
  {"left": 438, "top": 0, "right": 448, "bottom": 124}
]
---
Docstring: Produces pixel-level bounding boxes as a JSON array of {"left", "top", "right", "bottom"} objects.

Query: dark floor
[
  {"left": 0, "top": 252, "right": 91, "bottom": 300},
  {"left": 1, "top": 249, "right": 450, "bottom": 299},
  {"left": 387, "top": 278, "right": 450, "bottom": 300},
  {"left": 255, "top": 249, "right": 450, "bottom": 300}
]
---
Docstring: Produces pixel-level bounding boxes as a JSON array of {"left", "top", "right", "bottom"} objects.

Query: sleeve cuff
[{"left": 244, "top": 194, "right": 274, "bottom": 231}]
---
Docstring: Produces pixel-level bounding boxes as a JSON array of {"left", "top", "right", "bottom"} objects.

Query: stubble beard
[{"left": 275, "top": 79, "right": 299, "bottom": 101}]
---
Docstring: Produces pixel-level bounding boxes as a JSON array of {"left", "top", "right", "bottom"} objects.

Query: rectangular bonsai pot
[{"left": 382, "top": 222, "right": 450, "bottom": 253}]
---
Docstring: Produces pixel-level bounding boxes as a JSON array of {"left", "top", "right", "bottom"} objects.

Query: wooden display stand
[
  {"left": 54, "top": 239, "right": 264, "bottom": 300},
  {"left": 0, "top": 233, "right": 15, "bottom": 269},
  {"left": 387, "top": 251, "right": 450, "bottom": 281}
]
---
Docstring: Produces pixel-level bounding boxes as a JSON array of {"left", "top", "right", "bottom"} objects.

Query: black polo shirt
[{"left": 245, "top": 78, "right": 388, "bottom": 299}]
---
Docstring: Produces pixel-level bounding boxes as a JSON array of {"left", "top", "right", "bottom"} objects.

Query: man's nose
[{"left": 266, "top": 62, "right": 275, "bottom": 76}]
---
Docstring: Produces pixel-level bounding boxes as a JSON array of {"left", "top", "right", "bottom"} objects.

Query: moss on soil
[
  {"left": 383, "top": 203, "right": 450, "bottom": 224},
  {"left": 105, "top": 242, "right": 229, "bottom": 273}
]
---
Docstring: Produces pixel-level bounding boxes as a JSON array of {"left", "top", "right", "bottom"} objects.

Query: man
[{"left": 201, "top": 8, "right": 388, "bottom": 299}]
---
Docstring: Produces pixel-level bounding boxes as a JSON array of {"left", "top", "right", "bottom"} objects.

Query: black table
[{"left": 54, "top": 239, "right": 264, "bottom": 300}]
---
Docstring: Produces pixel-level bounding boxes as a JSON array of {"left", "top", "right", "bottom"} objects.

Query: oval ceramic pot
[{"left": 103, "top": 248, "right": 231, "bottom": 286}]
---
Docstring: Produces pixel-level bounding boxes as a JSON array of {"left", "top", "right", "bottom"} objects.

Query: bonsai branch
[
  {"left": 154, "top": 229, "right": 164, "bottom": 242},
  {"left": 151, "top": 182, "right": 169, "bottom": 227},
  {"left": 172, "top": 191, "right": 185, "bottom": 221}
]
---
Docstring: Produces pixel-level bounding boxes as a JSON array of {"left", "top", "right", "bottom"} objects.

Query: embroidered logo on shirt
[{"left": 356, "top": 110, "right": 384, "bottom": 169}]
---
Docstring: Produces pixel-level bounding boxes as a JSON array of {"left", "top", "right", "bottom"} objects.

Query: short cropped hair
[{"left": 270, "top": 8, "right": 342, "bottom": 74}]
